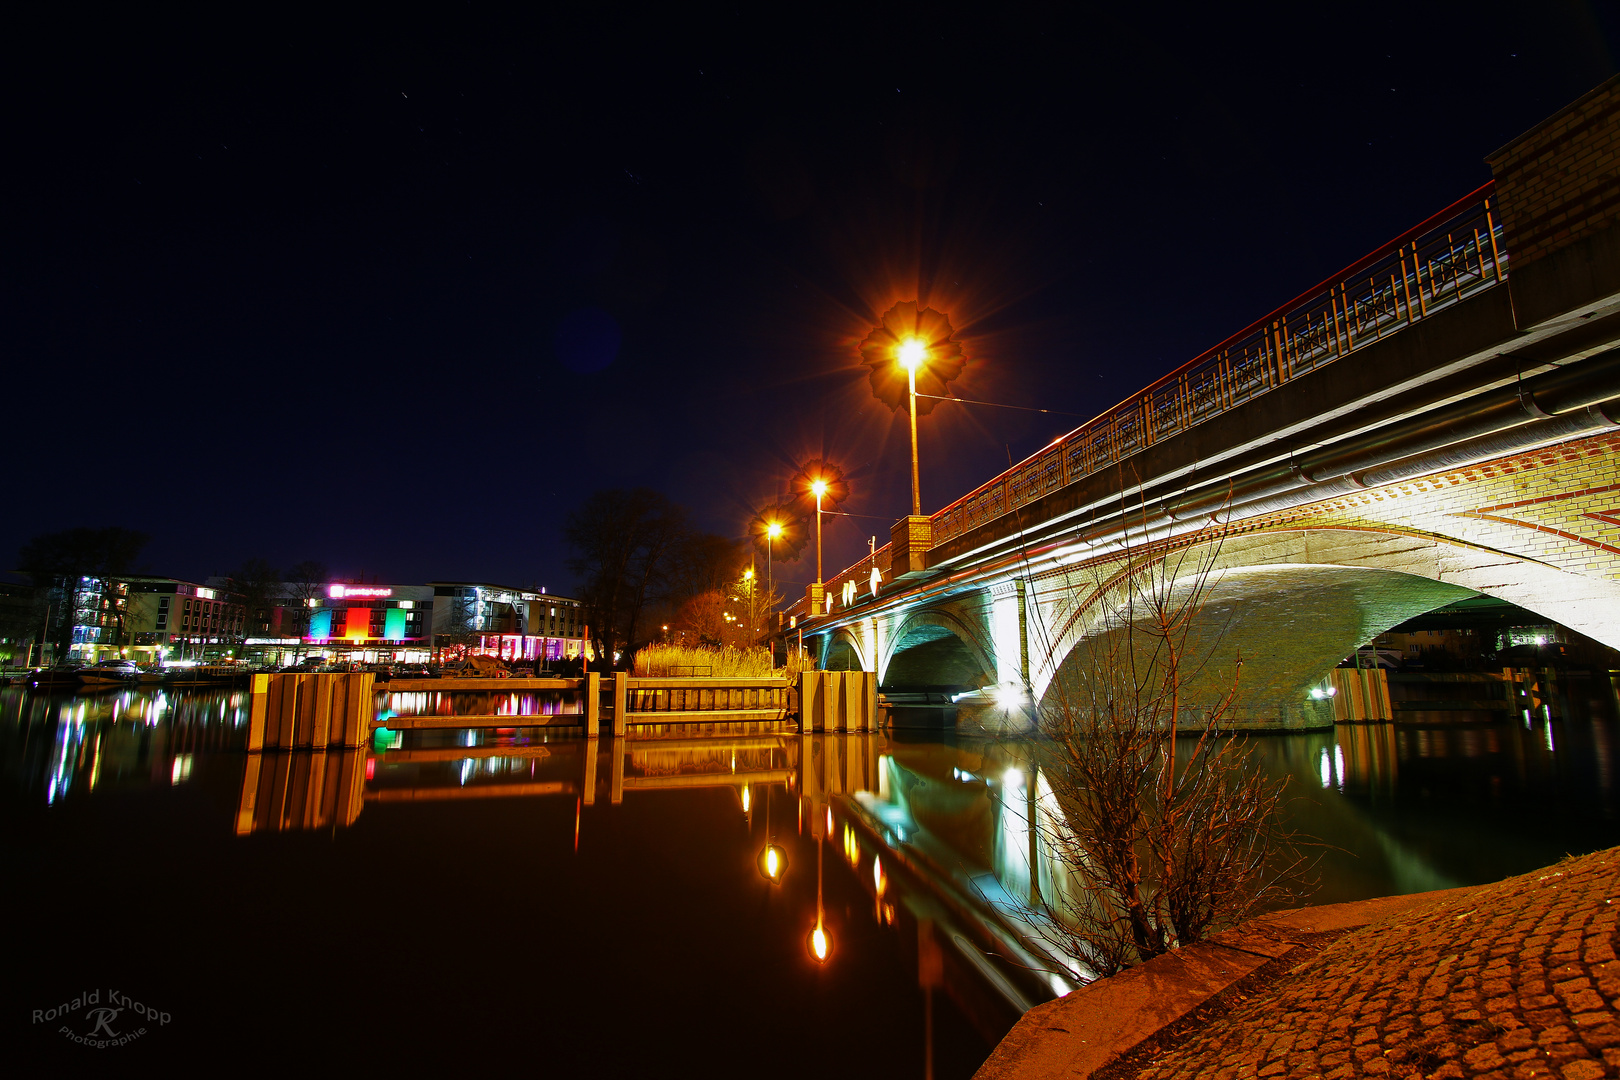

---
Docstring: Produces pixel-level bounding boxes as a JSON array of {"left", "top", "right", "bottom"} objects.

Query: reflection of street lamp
[
  {"left": 808, "top": 824, "right": 832, "bottom": 963},
  {"left": 758, "top": 780, "right": 787, "bottom": 884},
  {"left": 758, "top": 843, "right": 787, "bottom": 883},
  {"left": 811, "top": 479, "right": 828, "bottom": 586},
  {"left": 898, "top": 339, "right": 926, "bottom": 517}
]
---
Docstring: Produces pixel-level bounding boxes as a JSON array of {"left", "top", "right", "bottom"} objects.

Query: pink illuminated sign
[{"left": 328, "top": 584, "right": 393, "bottom": 599}]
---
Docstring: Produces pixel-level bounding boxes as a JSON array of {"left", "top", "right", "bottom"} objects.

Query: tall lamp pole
[
  {"left": 811, "top": 480, "right": 827, "bottom": 586},
  {"left": 766, "top": 520, "right": 781, "bottom": 630},
  {"left": 899, "top": 340, "right": 927, "bottom": 516}
]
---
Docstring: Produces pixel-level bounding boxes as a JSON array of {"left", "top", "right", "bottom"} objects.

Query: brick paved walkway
[{"left": 1132, "top": 848, "right": 1620, "bottom": 1080}]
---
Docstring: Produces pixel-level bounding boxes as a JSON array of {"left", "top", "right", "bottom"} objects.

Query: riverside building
[{"left": 242, "top": 580, "right": 586, "bottom": 666}]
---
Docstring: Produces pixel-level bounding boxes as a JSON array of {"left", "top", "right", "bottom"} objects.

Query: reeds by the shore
[{"left": 632, "top": 643, "right": 813, "bottom": 680}]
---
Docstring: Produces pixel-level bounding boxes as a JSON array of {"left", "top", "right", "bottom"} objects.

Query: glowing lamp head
[
  {"left": 767, "top": 521, "right": 783, "bottom": 538},
  {"left": 898, "top": 338, "right": 927, "bottom": 371},
  {"left": 810, "top": 479, "right": 828, "bottom": 498}
]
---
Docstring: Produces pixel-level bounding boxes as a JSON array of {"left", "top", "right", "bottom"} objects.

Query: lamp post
[
  {"left": 899, "top": 339, "right": 926, "bottom": 517},
  {"left": 743, "top": 566, "right": 755, "bottom": 637},
  {"left": 811, "top": 479, "right": 828, "bottom": 586},
  {"left": 766, "top": 520, "right": 781, "bottom": 630}
]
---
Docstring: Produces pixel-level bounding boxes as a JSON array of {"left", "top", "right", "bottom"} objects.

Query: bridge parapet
[
  {"left": 790, "top": 186, "right": 1509, "bottom": 624},
  {"left": 926, "top": 187, "right": 1506, "bottom": 551}
]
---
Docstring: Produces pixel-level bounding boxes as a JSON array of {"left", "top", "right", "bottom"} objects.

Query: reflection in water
[
  {"left": 6, "top": 684, "right": 1620, "bottom": 1078},
  {"left": 2, "top": 687, "right": 249, "bottom": 805},
  {"left": 237, "top": 750, "right": 367, "bottom": 833},
  {"left": 385, "top": 689, "right": 582, "bottom": 718}
]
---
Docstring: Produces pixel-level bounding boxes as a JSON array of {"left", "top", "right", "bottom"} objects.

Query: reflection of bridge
[
  {"left": 230, "top": 731, "right": 1070, "bottom": 1017},
  {"left": 791, "top": 81, "right": 1620, "bottom": 729}
]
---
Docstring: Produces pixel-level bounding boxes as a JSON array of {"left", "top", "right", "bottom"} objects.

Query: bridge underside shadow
[
  {"left": 1038, "top": 564, "right": 1478, "bottom": 730},
  {"left": 883, "top": 625, "right": 991, "bottom": 691}
]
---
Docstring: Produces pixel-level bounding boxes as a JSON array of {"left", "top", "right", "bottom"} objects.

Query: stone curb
[{"left": 972, "top": 887, "right": 1481, "bottom": 1080}]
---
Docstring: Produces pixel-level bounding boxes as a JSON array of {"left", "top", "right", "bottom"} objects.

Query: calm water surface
[{"left": 4, "top": 685, "right": 1619, "bottom": 1075}]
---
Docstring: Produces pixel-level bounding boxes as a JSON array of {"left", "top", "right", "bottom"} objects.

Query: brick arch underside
[
  {"left": 880, "top": 609, "right": 996, "bottom": 690},
  {"left": 1031, "top": 526, "right": 1620, "bottom": 730},
  {"left": 822, "top": 629, "right": 865, "bottom": 671}
]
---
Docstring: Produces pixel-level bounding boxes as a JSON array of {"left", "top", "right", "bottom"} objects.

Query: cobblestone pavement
[{"left": 1133, "top": 848, "right": 1620, "bottom": 1080}]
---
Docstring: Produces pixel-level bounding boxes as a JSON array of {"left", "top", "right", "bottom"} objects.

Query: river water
[{"left": 4, "top": 685, "right": 1618, "bottom": 1075}]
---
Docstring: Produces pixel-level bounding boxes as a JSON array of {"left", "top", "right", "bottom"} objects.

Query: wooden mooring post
[
  {"left": 248, "top": 673, "right": 375, "bottom": 750},
  {"left": 796, "top": 671, "right": 878, "bottom": 732}
]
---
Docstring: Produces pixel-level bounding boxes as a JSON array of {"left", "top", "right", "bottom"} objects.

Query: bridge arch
[
  {"left": 880, "top": 608, "right": 996, "bottom": 690},
  {"left": 1031, "top": 525, "right": 1620, "bottom": 729},
  {"left": 821, "top": 627, "right": 867, "bottom": 672}
]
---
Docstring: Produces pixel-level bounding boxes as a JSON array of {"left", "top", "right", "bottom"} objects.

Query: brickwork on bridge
[
  {"left": 1014, "top": 430, "right": 1620, "bottom": 725},
  {"left": 1488, "top": 74, "right": 1620, "bottom": 269},
  {"left": 818, "top": 430, "right": 1619, "bottom": 731},
  {"left": 1220, "top": 430, "right": 1620, "bottom": 584}
]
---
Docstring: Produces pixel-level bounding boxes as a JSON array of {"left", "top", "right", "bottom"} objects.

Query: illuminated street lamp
[
  {"left": 766, "top": 520, "right": 782, "bottom": 628},
  {"left": 811, "top": 478, "right": 828, "bottom": 586},
  {"left": 856, "top": 302, "right": 963, "bottom": 521},
  {"left": 898, "top": 338, "right": 926, "bottom": 517}
]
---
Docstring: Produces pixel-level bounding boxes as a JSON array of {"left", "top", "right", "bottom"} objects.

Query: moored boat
[
  {"left": 17, "top": 665, "right": 87, "bottom": 688},
  {"left": 78, "top": 660, "right": 140, "bottom": 685},
  {"left": 162, "top": 664, "right": 249, "bottom": 686}
]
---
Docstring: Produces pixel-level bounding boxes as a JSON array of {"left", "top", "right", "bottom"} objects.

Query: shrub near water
[{"left": 633, "top": 644, "right": 812, "bottom": 679}]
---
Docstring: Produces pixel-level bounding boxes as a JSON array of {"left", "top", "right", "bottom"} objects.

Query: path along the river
[{"left": 978, "top": 847, "right": 1620, "bottom": 1080}]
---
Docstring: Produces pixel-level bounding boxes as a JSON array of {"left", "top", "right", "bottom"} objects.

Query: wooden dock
[{"left": 252, "top": 670, "right": 876, "bottom": 744}]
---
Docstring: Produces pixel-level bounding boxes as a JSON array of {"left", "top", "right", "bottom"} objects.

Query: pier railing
[{"left": 612, "top": 674, "right": 793, "bottom": 734}]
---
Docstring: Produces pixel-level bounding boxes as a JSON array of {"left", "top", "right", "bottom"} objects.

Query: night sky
[{"left": 5, "top": 4, "right": 1616, "bottom": 594}]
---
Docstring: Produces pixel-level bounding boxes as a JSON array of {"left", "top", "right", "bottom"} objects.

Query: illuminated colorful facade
[
  {"left": 237, "top": 579, "right": 586, "bottom": 665},
  {"left": 429, "top": 582, "right": 586, "bottom": 663}
]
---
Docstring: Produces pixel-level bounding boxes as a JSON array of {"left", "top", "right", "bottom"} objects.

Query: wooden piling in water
[{"left": 248, "top": 673, "right": 375, "bottom": 750}]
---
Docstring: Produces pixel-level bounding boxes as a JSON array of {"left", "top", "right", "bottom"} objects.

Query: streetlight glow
[
  {"left": 898, "top": 338, "right": 927, "bottom": 370},
  {"left": 767, "top": 521, "right": 782, "bottom": 538},
  {"left": 812, "top": 480, "right": 827, "bottom": 584}
]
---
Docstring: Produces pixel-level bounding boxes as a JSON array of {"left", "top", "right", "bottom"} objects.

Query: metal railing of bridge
[{"left": 800, "top": 182, "right": 1507, "bottom": 617}]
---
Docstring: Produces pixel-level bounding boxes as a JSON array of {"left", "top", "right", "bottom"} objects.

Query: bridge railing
[
  {"left": 926, "top": 182, "right": 1506, "bottom": 548},
  {"left": 790, "top": 183, "right": 1507, "bottom": 622}
]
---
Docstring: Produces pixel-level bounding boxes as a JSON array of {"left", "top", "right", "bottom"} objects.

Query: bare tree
[
  {"left": 281, "top": 561, "right": 328, "bottom": 661},
  {"left": 1026, "top": 516, "right": 1309, "bottom": 977},
  {"left": 224, "top": 559, "right": 281, "bottom": 657},
  {"left": 16, "top": 527, "right": 150, "bottom": 660},
  {"left": 565, "top": 489, "right": 741, "bottom": 667},
  {"left": 434, "top": 591, "right": 483, "bottom": 662}
]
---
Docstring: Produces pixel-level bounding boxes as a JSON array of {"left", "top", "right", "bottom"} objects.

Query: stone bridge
[{"left": 789, "top": 77, "right": 1620, "bottom": 731}]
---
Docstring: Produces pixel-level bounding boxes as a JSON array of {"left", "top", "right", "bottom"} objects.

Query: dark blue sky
[{"left": 5, "top": 3, "right": 1615, "bottom": 592}]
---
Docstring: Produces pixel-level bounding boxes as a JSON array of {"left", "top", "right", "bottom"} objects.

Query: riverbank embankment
[{"left": 977, "top": 847, "right": 1620, "bottom": 1079}]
